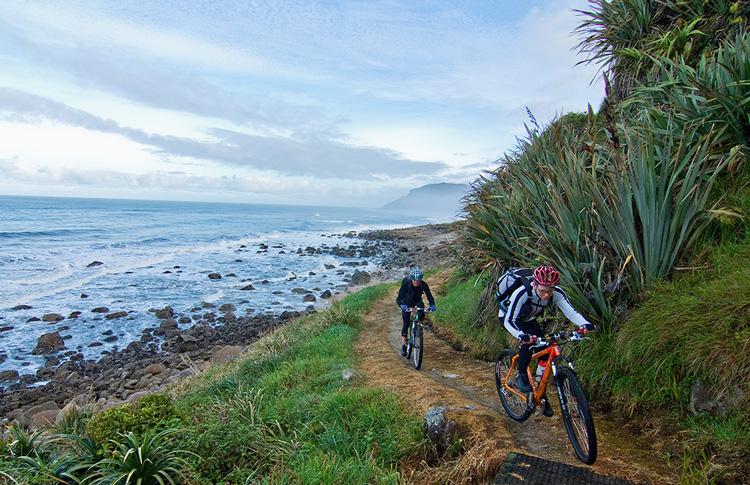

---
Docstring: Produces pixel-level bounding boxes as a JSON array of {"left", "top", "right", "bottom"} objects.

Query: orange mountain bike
[{"left": 494, "top": 330, "right": 597, "bottom": 464}]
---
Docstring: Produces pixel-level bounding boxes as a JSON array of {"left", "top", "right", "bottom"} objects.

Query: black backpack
[{"left": 495, "top": 268, "right": 534, "bottom": 305}]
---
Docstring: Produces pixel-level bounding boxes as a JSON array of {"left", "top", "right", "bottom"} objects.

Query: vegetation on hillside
[
  {"left": 460, "top": 0, "right": 750, "bottom": 481},
  {"left": 0, "top": 285, "right": 426, "bottom": 484}
]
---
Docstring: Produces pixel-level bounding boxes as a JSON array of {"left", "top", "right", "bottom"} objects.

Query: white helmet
[{"left": 410, "top": 267, "right": 423, "bottom": 281}]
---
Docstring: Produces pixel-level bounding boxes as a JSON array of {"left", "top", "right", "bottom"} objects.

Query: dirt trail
[{"left": 354, "top": 276, "right": 673, "bottom": 484}]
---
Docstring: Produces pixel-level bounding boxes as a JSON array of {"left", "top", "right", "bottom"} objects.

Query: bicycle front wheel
[
  {"left": 412, "top": 325, "right": 423, "bottom": 370},
  {"left": 494, "top": 349, "right": 531, "bottom": 422},
  {"left": 556, "top": 367, "right": 597, "bottom": 464}
]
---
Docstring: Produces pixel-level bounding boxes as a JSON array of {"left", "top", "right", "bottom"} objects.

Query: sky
[{"left": 0, "top": 0, "right": 603, "bottom": 207}]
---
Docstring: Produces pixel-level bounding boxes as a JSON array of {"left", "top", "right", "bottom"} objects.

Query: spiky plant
[
  {"left": 576, "top": 0, "right": 749, "bottom": 99},
  {"left": 88, "top": 429, "right": 194, "bottom": 485}
]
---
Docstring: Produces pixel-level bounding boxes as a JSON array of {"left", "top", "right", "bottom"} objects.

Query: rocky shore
[{"left": 0, "top": 222, "right": 460, "bottom": 428}]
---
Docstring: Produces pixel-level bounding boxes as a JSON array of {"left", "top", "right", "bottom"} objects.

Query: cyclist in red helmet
[{"left": 503, "top": 265, "right": 594, "bottom": 398}]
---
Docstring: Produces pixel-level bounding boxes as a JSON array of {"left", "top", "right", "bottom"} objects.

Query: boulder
[
  {"left": 31, "top": 409, "right": 60, "bottom": 430},
  {"left": 0, "top": 370, "right": 19, "bottom": 381},
  {"left": 320, "top": 290, "right": 332, "bottom": 299},
  {"left": 11, "top": 304, "right": 32, "bottom": 311},
  {"left": 351, "top": 270, "right": 371, "bottom": 285},
  {"left": 178, "top": 316, "right": 191, "bottom": 324},
  {"left": 86, "top": 261, "right": 104, "bottom": 267},
  {"left": 105, "top": 311, "right": 128, "bottom": 320},
  {"left": 32, "top": 332, "right": 65, "bottom": 355},
  {"left": 68, "top": 311, "right": 82, "bottom": 319},
  {"left": 92, "top": 307, "right": 109, "bottom": 313},
  {"left": 324, "top": 264, "right": 336, "bottom": 270},
  {"left": 218, "top": 303, "right": 236, "bottom": 313},
  {"left": 240, "top": 284, "right": 255, "bottom": 291},
  {"left": 689, "top": 380, "right": 744, "bottom": 417},
  {"left": 143, "top": 363, "right": 165, "bottom": 376},
  {"left": 42, "top": 313, "right": 64, "bottom": 323},
  {"left": 208, "top": 273, "right": 222, "bottom": 280},
  {"left": 26, "top": 317, "right": 41, "bottom": 323},
  {"left": 55, "top": 400, "right": 79, "bottom": 425},
  {"left": 154, "top": 306, "right": 175, "bottom": 319},
  {"left": 0, "top": 326, "right": 14, "bottom": 332},
  {"left": 291, "top": 287, "right": 311, "bottom": 294},
  {"left": 423, "top": 406, "right": 462, "bottom": 461},
  {"left": 303, "top": 294, "right": 316, "bottom": 303},
  {"left": 211, "top": 345, "right": 244, "bottom": 363}
]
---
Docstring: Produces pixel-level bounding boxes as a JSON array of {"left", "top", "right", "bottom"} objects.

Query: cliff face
[{"left": 382, "top": 183, "right": 468, "bottom": 219}]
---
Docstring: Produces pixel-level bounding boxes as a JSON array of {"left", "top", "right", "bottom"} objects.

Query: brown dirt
[{"left": 354, "top": 271, "right": 675, "bottom": 484}]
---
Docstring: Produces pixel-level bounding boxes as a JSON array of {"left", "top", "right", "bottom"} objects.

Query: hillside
[{"left": 382, "top": 183, "right": 468, "bottom": 219}]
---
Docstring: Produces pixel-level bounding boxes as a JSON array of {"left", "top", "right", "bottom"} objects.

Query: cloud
[{"left": 0, "top": 88, "right": 446, "bottom": 179}]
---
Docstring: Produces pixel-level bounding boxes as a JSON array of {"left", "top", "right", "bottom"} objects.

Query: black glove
[{"left": 518, "top": 333, "right": 537, "bottom": 344}]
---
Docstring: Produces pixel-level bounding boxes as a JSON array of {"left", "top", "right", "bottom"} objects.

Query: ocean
[{"left": 0, "top": 195, "right": 431, "bottom": 378}]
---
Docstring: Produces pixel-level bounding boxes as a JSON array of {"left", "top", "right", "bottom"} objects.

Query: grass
[
  {"left": 172, "top": 283, "right": 426, "bottom": 483},
  {"left": 430, "top": 273, "right": 511, "bottom": 361},
  {"left": 0, "top": 284, "right": 426, "bottom": 484}
]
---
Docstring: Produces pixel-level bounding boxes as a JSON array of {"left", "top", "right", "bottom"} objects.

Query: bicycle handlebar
[
  {"left": 530, "top": 329, "right": 590, "bottom": 347},
  {"left": 406, "top": 307, "right": 433, "bottom": 313}
]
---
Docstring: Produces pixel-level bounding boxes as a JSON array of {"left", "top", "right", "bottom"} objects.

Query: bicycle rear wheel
[
  {"left": 556, "top": 367, "right": 597, "bottom": 464},
  {"left": 494, "top": 349, "right": 531, "bottom": 422},
  {"left": 412, "top": 325, "right": 423, "bottom": 370}
]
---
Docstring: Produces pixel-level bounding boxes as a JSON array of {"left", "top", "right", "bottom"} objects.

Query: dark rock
[
  {"left": 219, "top": 303, "right": 236, "bottom": 313},
  {"left": 87, "top": 261, "right": 104, "bottom": 267},
  {"left": 308, "top": 271, "right": 316, "bottom": 276},
  {"left": 261, "top": 280, "right": 269, "bottom": 284},
  {"left": 201, "top": 302, "right": 216, "bottom": 309},
  {"left": 320, "top": 290, "right": 332, "bottom": 299},
  {"left": 240, "top": 284, "right": 255, "bottom": 291},
  {"left": 159, "top": 319, "right": 178, "bottom": 330},
  {"left": 0, "top": 325, "right": 14, "bottom": 332},
  {"left": 424, "top": 406, "right": 462, "bottom": 461},
  {"left": 154, "top": 306, "right": 175, "bottom": 319},
  {"left": 11, "top": 305, "right": 32, "bottom": 311},
  {"left": 26, "top": 317, "right": 41, "bottom": 323},
  {"left": 0, "top": 370, "right": 19, "bottom": 381},
  {"left": 225, "top": 273, "right": 237, "bottom": 278},
  {"left": 351, "top": 270, "right": 371, "bottom": 285},
  {"left": 163, "top": 270, "right": 172, "bottom": 274},
  {"left": 105, "top": 311, "right": 128, "bottom": 320},
  {"left": 690, "top": 380, "right": 744, "bottom": 417},
  {"left": 303, "top": 294, "right": 316, "bottom": 303},
  {"left": 208, "top": 273, "right": 222, "bottom": 280},
  {"left": 80, "top": 294, "right": 88, "bottom": 299},
  {"left": 178, "top": 316, "right": 191, "bottom": 324},
  {"left": 259, "top": 243, "right": 268, "bottom": 250},
  {"left": 103, "top": 335, "right": 118, "bottom": 343},
  {"left": 272, "top": 290, "right": 284, "bottom": 295},
  {"left": 32, "top": 332, "right": 65, "bottom": 355},
  {"left": 42, "top": 313, "right": 64, "bottom": 323},
  {"left": 102, "top": 330, "right": 113, "bottom": 336},
  {"left": 68, "top": 311, "right": 82, "bottom": 319},
  {"left": 291, "top": 287, "right": 311, "bottom": 294},
  {"left": 92, "top": 307, "right": 109, "bottom": 313},
  {"left": 324, "top": 264, "right": 336, "bottom": 270}
]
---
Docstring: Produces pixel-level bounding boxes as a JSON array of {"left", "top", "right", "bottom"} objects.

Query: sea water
[{"left": 0, "top": 195, "right": 431, "bottom": 377}]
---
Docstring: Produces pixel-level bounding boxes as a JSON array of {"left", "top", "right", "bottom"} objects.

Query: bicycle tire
[
  {"left": 406, "top": 322, "right": 414, "bottom": 359},
  {"left": 412, "top": 325, "right": 423, "bottom": 370},
  {"left": 556, "top": 367, "right": 597, "bottom": 464},
  {"left": 494, "top": 349, "right": 531, "bottom": 422}
]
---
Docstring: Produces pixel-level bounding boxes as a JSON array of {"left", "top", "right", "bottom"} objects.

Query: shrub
[{"left": 86, "top": 394, "right": 182, "bottom": 445}]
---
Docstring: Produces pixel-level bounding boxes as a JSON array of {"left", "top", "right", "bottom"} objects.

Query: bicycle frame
[{"left": 501, "top": 342, "right": 563, "bottom": 406}]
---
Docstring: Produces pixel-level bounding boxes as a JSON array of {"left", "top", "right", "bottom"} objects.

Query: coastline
[{"left": 0, "top": 221, "right": 461, "bottom": 425}]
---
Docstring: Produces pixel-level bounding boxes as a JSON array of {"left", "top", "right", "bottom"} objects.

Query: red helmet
[{"left": 533, "top": 265, "right": 560, "bottom": 286}]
